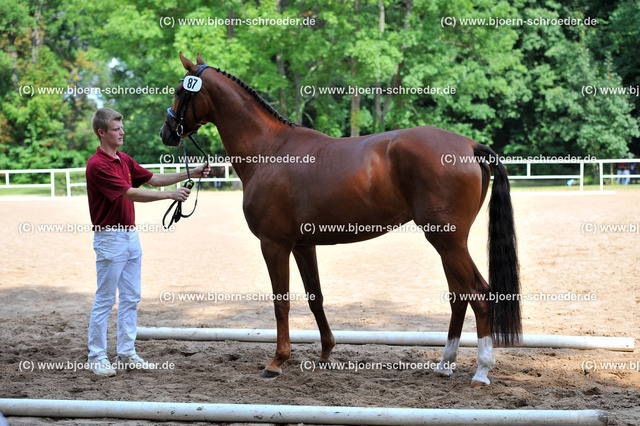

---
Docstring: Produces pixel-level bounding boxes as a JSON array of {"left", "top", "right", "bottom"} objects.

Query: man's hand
[
  {"left": 169, "top": 186, "right": 191, "bottom": 202},
  {"left": 192, "top": 163, "right": 211, "bottom": 178}
]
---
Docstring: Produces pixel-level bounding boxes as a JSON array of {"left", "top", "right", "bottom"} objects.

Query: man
[{"left": 86, "top": 107, "right": 209, "bottom": 376}]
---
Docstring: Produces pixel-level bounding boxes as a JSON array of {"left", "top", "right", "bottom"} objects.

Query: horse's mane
[{"left": 211, "top": 66, "right": 295, "bottom": 127}]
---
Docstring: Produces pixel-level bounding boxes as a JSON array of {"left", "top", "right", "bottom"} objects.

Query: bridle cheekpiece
[{"left": 162, "top": 63, "right": 211, "bottom": 228}]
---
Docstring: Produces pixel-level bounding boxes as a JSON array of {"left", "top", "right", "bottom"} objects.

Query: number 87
[{"left": 183, "top": 76, "right": 202, "bottom": 93}]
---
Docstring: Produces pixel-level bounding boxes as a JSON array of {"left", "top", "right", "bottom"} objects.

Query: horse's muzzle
[{"left": 159, "top": 121, "right": 180, "bottom": 146}]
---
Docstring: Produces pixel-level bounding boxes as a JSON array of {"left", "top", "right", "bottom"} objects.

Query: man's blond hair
[{"left": 91, "top": 108, "right": 123, "bottom": 139}]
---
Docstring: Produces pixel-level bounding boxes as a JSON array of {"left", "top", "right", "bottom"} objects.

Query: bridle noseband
[{"left": 162, "top": 63, "right": 211, "bottom": 229}]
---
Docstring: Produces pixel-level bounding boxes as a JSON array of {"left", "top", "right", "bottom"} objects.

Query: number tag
[{"left": 183, "top": 76, "right": 202, "bottom": 93}]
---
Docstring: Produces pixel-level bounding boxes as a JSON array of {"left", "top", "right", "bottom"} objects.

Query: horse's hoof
[
  {"left": 433, "top": 368, "right": 453, "bottom": 377},
  {"left": 471, "top": 379, "right": 489, "bottom": 388},
  {"left": 261, "top": 368, "right": 281, "bottom": 379}
]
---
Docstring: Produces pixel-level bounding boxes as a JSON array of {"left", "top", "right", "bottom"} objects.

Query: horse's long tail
[{"left": 474, "top": 144, "right": 521, "bottom": 346}]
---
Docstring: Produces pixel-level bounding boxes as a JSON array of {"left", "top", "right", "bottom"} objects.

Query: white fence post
[
  {"left": 599, "top": 162, "right": 604, "bottom": 191},
  {"left": 50, "top": 171, "right": 55, "bottom": 197},
  {"left": 66, "top": 170, "right": 71, "bottom": 197}
]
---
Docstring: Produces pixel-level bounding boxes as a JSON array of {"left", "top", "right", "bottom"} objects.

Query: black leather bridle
[{"left": 162, "top": 63, "right": 211, "bottom": 228}]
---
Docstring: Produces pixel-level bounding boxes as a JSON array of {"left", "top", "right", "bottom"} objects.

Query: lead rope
[
  {"left": 162, "top": 106, "right": 209, "bottom": 228},
  {"left": 162, "top": 136, "right": 209, "bottom": 228}
]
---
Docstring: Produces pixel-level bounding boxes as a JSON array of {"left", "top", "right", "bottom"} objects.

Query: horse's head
[{"left": 160, "top": 52, "right": 213, "bottom": 147}]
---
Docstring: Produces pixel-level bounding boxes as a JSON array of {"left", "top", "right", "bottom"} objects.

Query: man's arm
[
  {"left": 145, "top": 163, "right": 210, "bottom": 187},
  {"left": 123, "top": 186, "right": 190, "bottom": 203}
]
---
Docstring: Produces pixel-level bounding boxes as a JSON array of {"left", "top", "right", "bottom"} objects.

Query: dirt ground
[{"left": 0, "top": 190, "right": 638, "bottom": 425}]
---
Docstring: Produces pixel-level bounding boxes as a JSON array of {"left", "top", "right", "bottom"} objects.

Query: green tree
[
  {"left": 0, "top": 0, "right": 98, "bottom": 170},
  {"left": 2, "top": 0, "right": 638, "bottom": 173}
]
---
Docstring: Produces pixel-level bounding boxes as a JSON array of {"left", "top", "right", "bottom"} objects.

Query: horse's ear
[
  {"left": 179, "top": 51, "right": 197, "bottom": 73},
  {"left": 196, "top": 52, "right": 204, "bottom": 65}
]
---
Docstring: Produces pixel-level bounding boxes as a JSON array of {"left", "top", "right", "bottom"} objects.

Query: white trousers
[{"left": 88, "top": 231, "right": 142, "bottom": 359}]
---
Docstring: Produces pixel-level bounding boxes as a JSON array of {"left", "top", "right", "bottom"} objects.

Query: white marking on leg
[
  {"left": 434, "top": 338, "right": 460, "bottom": 377},
  {"left": 472, "top": 336, "right": 496, "bottom": 385}
]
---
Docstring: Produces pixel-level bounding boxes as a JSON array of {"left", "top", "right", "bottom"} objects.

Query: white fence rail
[
  {"left": 0, "top": 163, "right": 239, "bottom": 197},
  {"left": 1, "top": 160, "right": 639, "bottom": 197},
  {"left": 595, "top": 159, "right": 640, "bottom": 190},
  {"left": 501, "top": 159, "right": 638, "bottom": 191}
]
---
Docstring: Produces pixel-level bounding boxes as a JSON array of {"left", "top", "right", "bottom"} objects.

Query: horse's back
[{"left": 242, "top": 125, "right": 487, "bottom": 244}]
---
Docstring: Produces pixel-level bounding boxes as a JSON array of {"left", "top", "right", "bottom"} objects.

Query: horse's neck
[{"left": 206, "top": 74, "right": 287, "bottom": 180}]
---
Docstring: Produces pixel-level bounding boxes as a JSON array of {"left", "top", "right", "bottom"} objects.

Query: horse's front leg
[{"left": 260, "top": 238, "right": 293, "bottom": 378}]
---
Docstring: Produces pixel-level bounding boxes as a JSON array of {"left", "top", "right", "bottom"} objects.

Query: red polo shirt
[{"left": 86, "top": 147, "right": 153, "bottom": 228}]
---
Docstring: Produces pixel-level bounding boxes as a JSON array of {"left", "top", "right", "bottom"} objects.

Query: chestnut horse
[{"left": 160, "top": 53, "right": 521, "bottom": 386}]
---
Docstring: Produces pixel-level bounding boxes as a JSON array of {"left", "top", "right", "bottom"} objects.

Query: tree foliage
[{"left": 1, "top": 0, "right": 638, "bottom": 169}]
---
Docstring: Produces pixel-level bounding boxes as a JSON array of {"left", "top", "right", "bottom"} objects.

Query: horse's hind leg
[
  {"left": 434, "top": 291, "right": 468, "bottom": 377},
  {"left": 293, "top": 244, "right": 335, "bottom": 362},
  {"left": 427, "top": 234, "right": 495, "bottom": 387}
]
